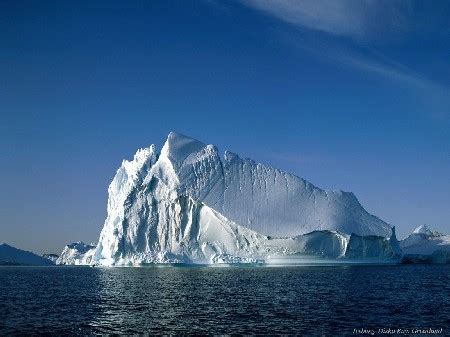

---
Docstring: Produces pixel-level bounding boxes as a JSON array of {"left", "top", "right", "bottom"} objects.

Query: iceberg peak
[{"left": 161, "top": 132, "right": 207, "bottom": 163}]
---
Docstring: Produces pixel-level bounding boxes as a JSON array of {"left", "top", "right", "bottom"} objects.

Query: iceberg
[
  {"left": 400, "top": 225, "right": 450, "bottom": 264},
  {"left": 91, "top": 132, "right": 397, "bottom": 266},
  {"left": 56, "top": 242, "right": 96, "bottom": 265},
  {"left": 51, "top": 132, "right": 441, "bottom": 266}
]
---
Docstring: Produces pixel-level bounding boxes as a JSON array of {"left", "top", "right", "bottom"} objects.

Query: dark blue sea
[{"left": 0, "top": 265, "right": 449, "bottom": 335}]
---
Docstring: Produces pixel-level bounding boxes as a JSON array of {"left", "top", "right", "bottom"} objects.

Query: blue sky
[{"left": 1, "top": 1, "right": 449, "bottom": 254}]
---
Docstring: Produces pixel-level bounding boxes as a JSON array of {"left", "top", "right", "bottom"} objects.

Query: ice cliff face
[
  {"left": 344, "top": 227, "right": 401, "bottom": 260},
  {"left": 92, "top": 132, "right": 393, "bottom": 265},
  {"left": 95, "top": 195, "right": 268, "bottom": 265}
]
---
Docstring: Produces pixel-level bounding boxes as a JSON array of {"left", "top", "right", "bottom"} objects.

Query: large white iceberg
[{"left": 91, "top": 132, "right": 399, "bottom": 266}]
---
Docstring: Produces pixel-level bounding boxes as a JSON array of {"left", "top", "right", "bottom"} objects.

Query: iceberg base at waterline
[{"left": 58, "top": 223, "right": 449, "bottom": 266}]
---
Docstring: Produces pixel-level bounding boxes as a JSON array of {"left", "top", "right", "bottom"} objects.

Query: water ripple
[{"left": 0, "top": 265, "right": 449, "bottom": 335}]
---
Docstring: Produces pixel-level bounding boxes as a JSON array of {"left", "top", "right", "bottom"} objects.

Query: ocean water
[{"left": 0, "top": 265, "right": 449, "bottom": 335}]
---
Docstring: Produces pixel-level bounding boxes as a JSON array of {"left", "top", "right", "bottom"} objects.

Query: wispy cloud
[
  {"left": 204, "top": 0, "right": 233, "bottom": 13},
  {"left": 237, "top": 0, "right": 450, "bottom": 118},
  {"left": 290, "top": 38, "right": 450, "bottom": 118},
  {"left": 338, "top": 52, "right": 445, "bottom": 93},
  {"left": 241, "top": 0, "right": 409, "bottom": 40}
]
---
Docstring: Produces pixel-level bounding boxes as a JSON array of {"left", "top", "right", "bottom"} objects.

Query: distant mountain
[{"left": 0, "top": 244, "right": 54, "bottom": 266}]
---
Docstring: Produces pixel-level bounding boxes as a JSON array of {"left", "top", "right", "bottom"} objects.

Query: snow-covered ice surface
[
  {"left": 90, "top": 132, "right": 401, "bottom": 266},
  {"left": 159, "top": 132, "right": 390, "bottom": 237},
  {"left": 57, "top": 242, "right": 96, "bottom": 265}
]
